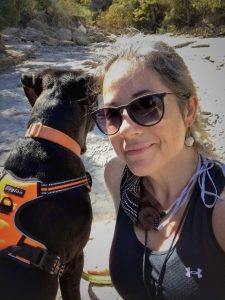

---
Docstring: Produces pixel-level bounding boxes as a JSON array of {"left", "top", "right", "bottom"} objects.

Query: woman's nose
[{"left": 118, "top": 110, "right": 142, "bottom": 136}]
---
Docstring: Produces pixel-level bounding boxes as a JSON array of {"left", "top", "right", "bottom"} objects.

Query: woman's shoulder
[
  {"left": 104, "top": 157, "right": 126, "bottom": 213},
  {"left": 212, "top": 185, "right": 225, "bottom": 252}
]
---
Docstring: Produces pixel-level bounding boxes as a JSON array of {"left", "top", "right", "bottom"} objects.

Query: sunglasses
[{"left": 91, "top": 92, "right": 175, "bottom": 135}]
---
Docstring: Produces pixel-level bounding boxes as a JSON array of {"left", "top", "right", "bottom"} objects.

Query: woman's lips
[{"left": 124, "top": 144, "right": 152, "bottom": 156}]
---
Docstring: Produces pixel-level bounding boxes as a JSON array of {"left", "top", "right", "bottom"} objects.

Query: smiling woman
[{"left": 91, "top": 35, "right": 225, "bottom": 300}]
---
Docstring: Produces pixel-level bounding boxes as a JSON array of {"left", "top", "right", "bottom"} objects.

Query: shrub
[
  {"left": 133, "top": 0, "right": 169, "bottom": 32},
  {"left": 96, "top": 0, "right": 138, "bottom": 33}
]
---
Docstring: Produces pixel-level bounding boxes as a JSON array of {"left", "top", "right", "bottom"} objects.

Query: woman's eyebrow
[
  {"left": 104, "top": 89, "right": 157, "bottom": 107},
  {"left": 132, "top": 89, "right": 156, "bottom": 98}
]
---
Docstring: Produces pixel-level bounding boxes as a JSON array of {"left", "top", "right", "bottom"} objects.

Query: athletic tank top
[{"left": 109, "top": 164, "right": 225, "bottom": 300}]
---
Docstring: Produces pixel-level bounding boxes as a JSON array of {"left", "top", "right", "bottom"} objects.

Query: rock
[
  {"left": 88, "top": 29, "right": 107, "bottom": 43},
  {"left": 60, "top": 40, "right": 75, "bottom": 46},
  {"left": 27, "top": 19, "right": 46, "bottom": 32},
  {"left": 41, "top": 36, "right": 60, "bottom": 46},
  {"left": 19, "top": 27, "right": 59, "bottom": 46},
  {"left": 87, "top": 27, "right": 113, "bottom": 43},
  {"left": 57, "top": 28, "right": 72, "bottom": 41},
  {"left": 21, "top": 27, "right": 44, "bottom": 42},
  {"left": 35, "top": 11, "right": 51, "bottom": 25},
  {"left": 2, "top": 28, "right": 19, "bottom": 42},
  {"left": 72, "top": 28, "right": 90, "bottom": 46},
  {"left": 19, "top": 9, "right": 36, "bottom": 28},
  {"left": 78, "top": 24, "right": 87, "bottom": 35},
  {"left": 0, "top": 49, "right": 27, "bottom": 71}
]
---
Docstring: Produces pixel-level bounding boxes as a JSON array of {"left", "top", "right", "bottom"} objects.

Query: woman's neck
[{"left": 144, "top": 149, "right": 199, "bottom": 210}]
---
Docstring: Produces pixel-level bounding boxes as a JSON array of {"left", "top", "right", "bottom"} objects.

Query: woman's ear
[{"left": 184, "top": 95, "right": 198, "bottom": 128}]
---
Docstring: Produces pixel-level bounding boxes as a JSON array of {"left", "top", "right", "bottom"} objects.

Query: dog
[{"left": 0, "top": 68, "right": 97, "bottom": 300}]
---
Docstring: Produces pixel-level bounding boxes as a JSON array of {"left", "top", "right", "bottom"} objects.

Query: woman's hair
[{"left": 96, "top": 34, "right": 216, "bottom": 159}]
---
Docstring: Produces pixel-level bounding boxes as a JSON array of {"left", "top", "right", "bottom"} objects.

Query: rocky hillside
[{"left": 0, "top": 10, "right": 115, "bottom": 71}]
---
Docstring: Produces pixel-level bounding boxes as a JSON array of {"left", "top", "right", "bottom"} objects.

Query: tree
[{"left": 133, "top": 0, "right": 168, "bottom": 32}]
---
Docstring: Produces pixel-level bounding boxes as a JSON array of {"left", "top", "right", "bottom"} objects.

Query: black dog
[{"left": 0, "top": 68, "right": 97, "bottom": 300}]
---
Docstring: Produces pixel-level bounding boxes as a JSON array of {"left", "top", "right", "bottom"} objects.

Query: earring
[{"left": 185, "top": 132, "right": 194, "bottom": 147}]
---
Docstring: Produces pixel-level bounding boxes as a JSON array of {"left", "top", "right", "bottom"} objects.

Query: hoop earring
[{"left": 185, "top": 131, "right": 194, "bottom": 147}]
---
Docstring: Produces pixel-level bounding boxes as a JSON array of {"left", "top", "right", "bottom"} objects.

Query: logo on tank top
[{"left": 185, "top": 267, "right": 203, "bottom": 279}]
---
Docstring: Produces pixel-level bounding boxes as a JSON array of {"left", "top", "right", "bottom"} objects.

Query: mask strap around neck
[{"left": 198, "top": 157, "right": 225, "bottom": 208}]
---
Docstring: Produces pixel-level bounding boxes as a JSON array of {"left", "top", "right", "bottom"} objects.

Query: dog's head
[{"left": 21, "top": 68, "right": 97, "bottom": 154}]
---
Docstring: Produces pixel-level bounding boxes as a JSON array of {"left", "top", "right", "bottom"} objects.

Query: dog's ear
[{"left": 21, "top": 73, "right": 39, "bottom": 107}]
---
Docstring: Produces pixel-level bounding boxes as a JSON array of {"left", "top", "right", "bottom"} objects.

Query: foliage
[
  {"left": 0, "top": 0, "right": 225, "bottom": 34},
  {"left": 0, "top": 0, "right": 96, "bottom": 29},
  {"left": 165, "top": 0, "right": 197, "bottom": 28},
  {"left": 96, "top": 0, "right": 138, "bottom": 33},
  {"left": 133, "top": 0, "right": 169, "bottom": 32},
  {"left": 35, "top": 0, "right": 52, "bottom": 10},
  {"left": 164, "top": 0, "right": 225, "bottom": 30},
  {"left": 95, "top": 0, "right": 225, "bottom": 33},
  {"left": 0, "top": 0, "right": 24, "bottom": 28}
]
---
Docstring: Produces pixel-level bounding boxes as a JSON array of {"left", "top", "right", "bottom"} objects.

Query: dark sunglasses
[{"left": 91, "top": 92, "right": 175, "bottom": 135}]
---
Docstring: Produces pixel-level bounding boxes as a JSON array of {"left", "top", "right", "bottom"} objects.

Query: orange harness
[{"left": 0, "top": 123, "right": 91, "bottom": 277}]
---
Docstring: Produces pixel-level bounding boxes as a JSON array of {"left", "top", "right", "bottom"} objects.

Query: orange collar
[{"left": 25, "top": 122, "right": 81, "bottom": 156}]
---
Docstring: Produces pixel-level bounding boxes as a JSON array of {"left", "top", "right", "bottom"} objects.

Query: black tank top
[{"left": 109, "top": 164, "right": 225, "bottom": 300}]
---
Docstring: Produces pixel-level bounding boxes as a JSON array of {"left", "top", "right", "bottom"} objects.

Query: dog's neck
[{"left": 25, "top": 123, "right": 81, "bottom": 156}]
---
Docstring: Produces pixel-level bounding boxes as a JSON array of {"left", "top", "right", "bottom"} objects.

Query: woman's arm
[
  {"left": 104, "top": 157, "right": 126, "bottom": 214},
  {"left": 212, "top": 187, "right": 225, "bottom": 252}
]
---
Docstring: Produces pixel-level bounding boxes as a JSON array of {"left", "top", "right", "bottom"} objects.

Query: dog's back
[{"left": 0, "top": 68, "right": 96, "bottom": 300}]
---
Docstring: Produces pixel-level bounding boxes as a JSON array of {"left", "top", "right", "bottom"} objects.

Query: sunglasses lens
[
  {"left": 130, "top": 94, "right": 164, "bottom": 126},
  {"left": 92, "top": 93, "right": 165, "bottom": 135},
  {"left": 93, "top": 108, "right": 121, "bottom": 135}
]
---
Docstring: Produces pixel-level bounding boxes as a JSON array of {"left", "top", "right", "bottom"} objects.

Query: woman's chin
[
  {"left": 125, "top": 149, "right": 158, "bottom": 176},
  {"left": 126, "top": 159, "right": 154, "bottom": 177}
]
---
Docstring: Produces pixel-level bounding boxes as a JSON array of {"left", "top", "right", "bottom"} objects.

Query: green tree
[
  {"left": 35, "top": 0, "right": 52, "bottom": 11},
  {"left": 0, "top": 0, "right": 20, "bottom": 28},
  {"left": 167, "top": 0, "right": 196, "bottom": 28},
  {"left": 97, "top": 0, "right": 138, "bottom": 33},
  {"left": 133, "top": 0, "right": 168, "bottom": 32}
]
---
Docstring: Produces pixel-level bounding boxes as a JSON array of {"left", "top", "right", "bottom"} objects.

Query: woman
[{"left": 91, "top": 36, "right": 225, "bottom": 300}]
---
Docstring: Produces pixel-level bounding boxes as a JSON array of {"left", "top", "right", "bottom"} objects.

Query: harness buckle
[
  {"left": 50, "top": 256, "right": 65, "bottom": 278},
  {"left": 33, "top": 248, "right": 65, "bottom": 278},
  {"left": 26, "top": 122, "right": 43, "bottom": 138}
]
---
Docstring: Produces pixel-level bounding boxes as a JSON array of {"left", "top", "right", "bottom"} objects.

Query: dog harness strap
[
  {"left": 0, "top": 170, "right": 45, "bottom": 251},
  {"left": 0, "top": 245, "right": 21, "bottom": 257},
  {"left": 0, "top": 170, "right": 91, "bottom": 247},
  {"left": 25, "top": 122, "right": 81, "bottom": 156},
  {"left": 0, "top": 169, "right": 91, "bottom": 276},
  {"left": 12, "top": 244, "right": 65, "bottom": 278},
  {"left": 40, "top": 174, "right": 91, "bottom": 195}
]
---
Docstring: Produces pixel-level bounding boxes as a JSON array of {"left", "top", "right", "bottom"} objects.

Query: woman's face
[{"left": 103, "top": 59, "right": 192, "bottom": 176}]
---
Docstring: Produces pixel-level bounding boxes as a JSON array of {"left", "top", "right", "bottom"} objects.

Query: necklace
[
  {"left": 156, "top": 157, "right": 201, "bottom": 231},
  {"left": 120, "top": 155, "right": 225, "bottom": 231},
  {"left": 137, "top": 156, "right": 201, "bottom": 232},
  {"left": 142, "top": 196, "right": 192, "bottom": 300}
]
